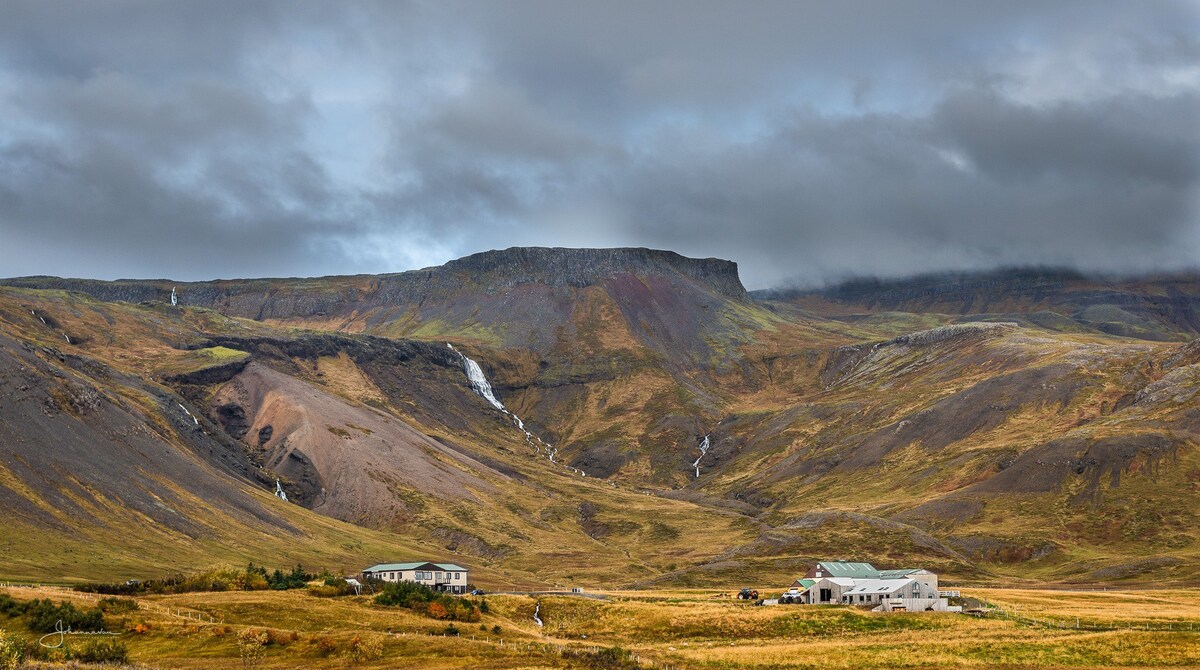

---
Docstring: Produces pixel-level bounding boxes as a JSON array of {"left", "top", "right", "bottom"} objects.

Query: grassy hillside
[{"left": 1, "top": 250, "right": 1198, "bottom": 589}]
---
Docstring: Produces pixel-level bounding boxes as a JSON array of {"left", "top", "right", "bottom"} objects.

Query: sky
[{"left": 0, "top": 1, "right": 1197, "bottom": 289}]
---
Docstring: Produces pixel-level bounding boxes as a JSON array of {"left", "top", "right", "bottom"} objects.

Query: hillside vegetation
[
  {"left": 2, "top": 585, "right": 1199, "bottom": 669},
  {"left": 1, "top": 250, "right": 1198, "bottom": 588}
]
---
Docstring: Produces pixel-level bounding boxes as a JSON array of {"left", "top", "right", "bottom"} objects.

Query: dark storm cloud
[{"left": 0, "top": 1, "right": 1196, "bottom": 286}]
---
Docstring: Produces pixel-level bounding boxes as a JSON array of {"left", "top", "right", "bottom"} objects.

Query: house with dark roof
[{"left": 361, "top": 561, "right": 469, "bottom": 594}]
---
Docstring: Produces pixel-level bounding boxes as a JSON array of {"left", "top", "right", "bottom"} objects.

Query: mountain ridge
[{"left": 2, "top": 249, "right": 1199, "bottom": 587}]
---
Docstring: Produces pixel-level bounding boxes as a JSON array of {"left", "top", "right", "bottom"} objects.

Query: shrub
[
  {"left": 562, "top": 646, "right": 640, "bottom": 670},
  {"left": 0, "top": 595, "right": 25, "bottom": 618},
  {"left": 346, "top": 635, "right": 383, "bottom": 663},
  {"left": 266, "top": 628, "right": 292, "bottom": 646},
  {"left": 310, "top": 577, "right": 357, "bottom": 596},
  {"left": 426, "top": 602, "right": 448, "bottom": 619},
  {"left": 312, "top": 634, "right": 337, "bottom": 656},
  {"left": 0, "top": 629, "right": 24, "bottom": 670},
  {"left": 236, "top": 628, "right": 269, "bottom": 668},
  {"left": 492, "top": 624, "right": 502, "bottom": 635},
  {"left": 77, "top": 562, "right": 313, "bottom": 595},
  {"left": 443, "top": 624, "right": 460, "bottom": 637},
  {"left": 374, "top": 581, "right": 480, "bottom": 622},
  {"left": 23, "top": 599, "right": 105, "bottom": 633},
  {"left": 74, "top": 637, "right": 129, "bottom": 663},
  {"left": 97, "top": 597, "right": 138, "bottom": 614}
]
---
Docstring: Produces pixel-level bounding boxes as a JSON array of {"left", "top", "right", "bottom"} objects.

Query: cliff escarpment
[{"left": 1, "top": 247, "right": 747, "bottom": 321}]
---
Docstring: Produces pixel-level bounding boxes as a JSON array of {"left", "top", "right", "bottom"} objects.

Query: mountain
[
  {"left": 756, "top": 268, "right": 1200, "bottom": 341},
  {"left": 2, "top": 253, "right": 1198, "bottom": 587}
]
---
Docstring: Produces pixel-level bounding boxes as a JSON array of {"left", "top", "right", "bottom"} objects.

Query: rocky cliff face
[
  {"left": 1, "top": 247, "right": 748, "bottom": 320},
  {"left": 437, "top": 247, "right": 747, "bottom": 299}
]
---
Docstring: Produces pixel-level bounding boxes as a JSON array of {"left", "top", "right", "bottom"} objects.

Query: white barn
[{"left": 786, "top": 561, "right": 950, "bottom": 612}]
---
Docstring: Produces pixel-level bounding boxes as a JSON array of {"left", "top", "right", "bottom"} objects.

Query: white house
[{"left": 361, "top": 561, "right": 469, "bottom": 594}]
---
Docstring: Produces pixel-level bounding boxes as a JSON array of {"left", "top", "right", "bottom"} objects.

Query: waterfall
[
  {"left": 533, "top": 600, "right": 543, "bottom": 627},
  {"left": 692, "top": 434, "right": 711, "bottom": 478},
  {"left": 274, "top": 479, "right": 289, "bottom": 502},
  {"left": 447, "top": 343, "right": 586, "bottom": 477},
  {"left": 447, "top": 344, "right": 505, "bottom": 410},
  {"left": 177, "top": 402, "right": 199, "bottom": 426},
  {"left": 170, "top": 287, "right": 178, "bottom": 307}
]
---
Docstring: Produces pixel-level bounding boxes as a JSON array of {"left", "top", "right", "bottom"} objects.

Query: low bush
[
  {"left": 18, "top": 599, "right": 105, "bottom": 634},
  {"left": 307, "top": 578, "right": 357, "bottom": 598},
  {"left": 236, "top": 628, "right": 269, "bottom": 668},
  {"left": 373, "top": 581, "right": 480, "bottom": 622},
  {"left": 312, "top": 634, "right": 337, "bottom": 656},
  {"left": 73, "top": 637, "right": 128, "bottom": 663},
  {"left": 562, "top": 646, "right": 640, "bottom": 670},
  {"left": 78, "top": 562, "right": 315, "bottom": 595},
  {"left": 346, "top": 635, "right": 383, "bottom": 663},
  {"left": 0, "top": 595, "right": 24, "bottom": 618},
  {"left": 97, "top": 597, "right": 138, "bottom": 614},
  {"left": 0, "top": 629, "right": 24, "bottom": 670}
]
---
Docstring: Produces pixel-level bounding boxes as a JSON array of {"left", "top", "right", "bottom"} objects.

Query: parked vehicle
[
  {"left": 469, "top": 589, "right": 486, "bottom": 596},
  {"left": 737, "top": 588, "right": 759, "bottom": 600},
  {"left": 779, "top": 587, "right": 803, "bottom": 604}
]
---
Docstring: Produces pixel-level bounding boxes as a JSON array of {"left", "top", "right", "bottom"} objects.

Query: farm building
[
  {"left": 787, "top": 562, "right": 949, "bottom": 611},
  {"left": 796, "top": 562, "right": 938, "bottom": 592},
  {"left": 361, "top": 561, "right": 469, "bottom": 594}
]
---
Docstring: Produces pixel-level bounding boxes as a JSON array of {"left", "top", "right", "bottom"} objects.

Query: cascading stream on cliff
[
  {"left": 692, "top": 434, "right": 711, "bottom": 478},
  {"left": 447, "top": 343, "right": 586, "bottom": 477}
]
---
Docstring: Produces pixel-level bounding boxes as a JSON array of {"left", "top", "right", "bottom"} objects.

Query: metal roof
[
  {"left": 813, "top": 577, "right": 857, "bottom": 586},
  {"left": 844, "top": 578, "right": 917, "bottom": 594},
  {"left": 815, "top": 561, "right": 879, "bottom": 578},
  {"left": 878, "top": 568, "right": 928, "bottom": 579}
]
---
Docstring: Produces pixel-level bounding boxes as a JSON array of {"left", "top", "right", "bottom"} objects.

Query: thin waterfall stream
[
  {"left": 692, "top": 434, "right": 711, "bottom": 478},
  {"left": 447, "top": 343, "right": 586, "bottom": 477}
]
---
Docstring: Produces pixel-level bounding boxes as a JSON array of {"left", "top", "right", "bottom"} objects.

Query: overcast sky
[{"left": 1, "top": 1, "right": 1197, "bottom": 288}]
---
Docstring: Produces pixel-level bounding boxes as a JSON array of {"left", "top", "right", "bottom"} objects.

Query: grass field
[{"left": 2, "top": 585, "right": 1199, "bottom": 669}]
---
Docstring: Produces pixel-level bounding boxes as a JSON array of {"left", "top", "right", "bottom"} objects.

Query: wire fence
[{"left": 970, "top": 601, "right": 1200, "bottom": 633}]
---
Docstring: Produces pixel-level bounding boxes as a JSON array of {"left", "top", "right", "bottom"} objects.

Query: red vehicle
[{"left": 737, "top": 588, "right": 759, "bottom": 600}]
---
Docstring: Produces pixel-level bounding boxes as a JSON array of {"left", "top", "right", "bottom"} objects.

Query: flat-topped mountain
[
  {"left": 2, "top": 246, "right": 747, "bottom": 313},
  {"left": 2, "top": 250, "right": 1199, "bottom": 588}
]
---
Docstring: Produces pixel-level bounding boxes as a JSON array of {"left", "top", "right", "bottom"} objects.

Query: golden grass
[{"left": 4, "top": 586, "right": 1198, "bottom": 669}]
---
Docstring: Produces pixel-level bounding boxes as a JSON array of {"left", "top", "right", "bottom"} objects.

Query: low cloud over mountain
[{"left": 1, "top": 1, "right": 1197, "bottom": 287}]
